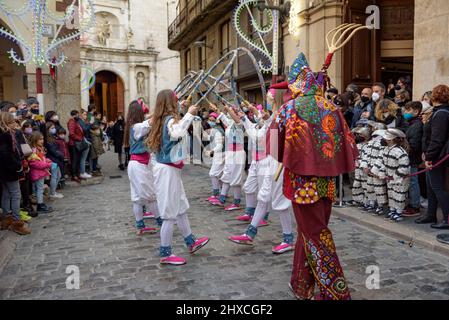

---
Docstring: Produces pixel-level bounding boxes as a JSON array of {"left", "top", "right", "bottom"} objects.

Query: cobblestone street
[{"left": 1, "top": 151, "right": 449, "bottom": 300}]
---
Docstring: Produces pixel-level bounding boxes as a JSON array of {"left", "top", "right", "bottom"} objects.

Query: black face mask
[
  {"left": 361, "top": 96, "right": 371, "bottom": 103},
  {"left": 31, "top": 109, "right": 39, "bottom": 115},
  {"left": 355, "top": 136, "right": 365, "bottom": 144},
  {"left": 381, "top": 139, "right": 388, "bottom": 147},
  {"left": 326, "top": 95, "right": 332, "bottom": 100}
]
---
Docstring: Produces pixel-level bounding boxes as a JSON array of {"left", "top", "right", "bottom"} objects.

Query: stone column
[
  {"left": 129, "top": 63, "right": 136, "bottom": 101},
  {"left": 149, "top": 56, "right": 157, "bottom": 108}
]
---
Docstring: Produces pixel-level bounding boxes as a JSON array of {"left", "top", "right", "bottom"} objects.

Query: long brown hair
[
  {"left": 375, "top": 99, "right": 400, "bottom": 122},
  {"left": 29, "top": 131, "right": 44, "bottom": 149},
  {"left": 147, "top": 89, "right": 179, "bottom": 152},
  {"left": 124, "top": 101, "right": 145, "bottom": 148},
  {"left": 0, "top": 111, "right": 15, "bottom": 133}
]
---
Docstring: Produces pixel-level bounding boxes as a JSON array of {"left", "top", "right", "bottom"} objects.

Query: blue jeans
[
  {"left": 80, "top": 147, "right": 90, "bottom": 174},
  {"left": 1, "top": 180, "right": 21, "bottom": 221},
  {"left": 426, "top": 167, "right": 449, "bottom": 220},
  {"left": 409, "top": 166, "right": 421, "bottom": 209},
  {"left": 33, "top": 178, "right": 45, "bottom": 205},
  {"left": 50, "top": 165, "right": 61, "bottom": 195}
]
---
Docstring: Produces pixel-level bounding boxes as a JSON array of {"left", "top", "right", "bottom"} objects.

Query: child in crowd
[
  {"left": 148, "top": 90, "right": 209, "bottom": 266},
  {"left": 403, "top": 101, "right": 424, "bottom": 217},
  {"left": 373, "top": 129, "right": 411, "bottom": 222},
  {"left": 27, "top": 131, "right": 54, "bottom": 214},
  {"left": 44, "top": 122, "right": 64, "bottom": 199},
  {"left": 89, "top": 124, "right": 105, "bottom": 176},
  {"left": 55, "top": 127, "right": 70, "bottom": 187},
  {"left": 203, "top": 111, "right": 225, "bottom": 202},
  {"left": 351, "top": 126, "right": 371, "bottom": 208}
]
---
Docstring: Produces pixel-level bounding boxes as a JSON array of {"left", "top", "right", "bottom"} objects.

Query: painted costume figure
[{"left": 269, "top": 52, "right": 358, "bottom": 300}]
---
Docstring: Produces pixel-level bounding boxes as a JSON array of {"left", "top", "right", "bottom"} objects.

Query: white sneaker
[
  {"left": 80, "top": 173, "right": 92, "bottom": 179},
  {"left": 50, "top": 192, "right": 64, "bottom": 199}
]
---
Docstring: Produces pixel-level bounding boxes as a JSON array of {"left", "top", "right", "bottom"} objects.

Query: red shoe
[
  {"left": 209, "top": 198, "right": 224, "bottom": 206},
  {"left": 189, "top": 237, "right": 210, "bottom": 254},
  {"left": 160, "top": 255, "right": 186, "bottom": 265},
  {"left": 225, "top": 204, "right": 241, "bottom": 211},
  {"left": 258, "top": 219, "right": 269, "bottom": 227},
  {"left": 137, "top": 227, "right": 158, "bottom": 235},
  {"left": 236, "top": 214, "right": 251, "bottom": 222},
  {"left": 143, "top": 212, "right": 155, "bottom": 219},
  {"left": 207, "top": 196, "right": 218, "bottom": 202},
  {"left": 402, "top": 207, "right": 421, "bottom": 217},
  {"left": 228, "top": 234, "right": 253, "bottom": 245}
]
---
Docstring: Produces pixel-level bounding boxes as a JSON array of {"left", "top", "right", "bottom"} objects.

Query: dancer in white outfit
[
  {"left": 147, "top": 90, "right": 210, "bottom": 266},
  {"left": 125, "top": 100, "right": 161, "bottom": 235},
  {"left": 228, "top": 102, "right": 294, "bottom": 254},
  {"left": 209, "top": 104, "right": 246, "bottom": 211}
]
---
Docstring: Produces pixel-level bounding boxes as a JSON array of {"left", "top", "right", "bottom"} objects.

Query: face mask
[
  {"left": 10, "top": 112, "right": 17, "bottom": 119},
  {"left": 31, "top": 109, "right": 39, "bottom": 115},
  {"left": 208, "top": 121, "right": 217, "bottom": 128},
  {"left": 74, "top": 116, "right": 80, "bottom": 121},
  {"left": 50, "top": 128, "right": 57, "bottom": 135},
  {"left": 372, "top": 92, "right": 380, "bottom": 102},
  {"left": 361, "top": 96, "right": 370, "bottom": 103},
  {"left": 24, "top": 128, "right": 33, "bottom": 135},
  {"left": 383, "top": 112, "right": 390, "bottom": 118},
  {"left": 326, "top": 95, "right": 332, "bottom": 100},
  {"left": 395, "top": 98, "right": 402, "bottom": 104},
  {"left": 403, "top": 113, "right": 414, "bottom": 121},
  {"left": 243, "top": 107, "right": 249, "bottom": 113},
  {"left": 51, "top": 115, "right": 59, "bottom": 122},
  {"left": 355, "top": 136, "right": 365, "bottom": 144},
  {"left": 58, "top": 135, "right": 66, "bottom": 140},
  {"left": 381, "top": 139, "right": 388, "bottom": 147}
]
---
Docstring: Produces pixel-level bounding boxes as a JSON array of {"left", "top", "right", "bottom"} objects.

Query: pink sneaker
[
  {"left": 225, "top": 204, "right": 241, "bottom": 211},
  {"left": 136, "top": 227, "right": 158, "bottom": 235},
  {"left": 258, "top": 219, "right": 270, "bottom": 227},
  {"left": 143, "top": 212, "right": 155, "bottom": 219},
  {"left": 160, "top": 255, "right": 186, "bottom": 265},
  {"left": 209, "top": 198, "right": 224, "bottom": 206},
  {"left": 272, "top": 243, "right": 294, "bottom": 254},
  {"left": 207, "top": 196, "right": 218, "bottom": 202},
  {"left": 228, "top": 234, "right": 253, "bottom": 245},
  {"left": 189, "top": 237, "right": 210, "bottom": 254},
  {"left": 236, "top": 214, "right": 251, "bottom": 222}
]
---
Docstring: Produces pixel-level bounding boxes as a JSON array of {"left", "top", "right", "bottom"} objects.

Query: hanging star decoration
[{"left": 0, "top": 0, "right": 95, "bottom": 67}]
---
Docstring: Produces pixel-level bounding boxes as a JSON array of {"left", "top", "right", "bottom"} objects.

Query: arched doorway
[
  {"left": 0, "top": 20, "right": 28, "bottom": 101},
  {"left": 89, "top": 70, "right": 125, "bottom": 121}
]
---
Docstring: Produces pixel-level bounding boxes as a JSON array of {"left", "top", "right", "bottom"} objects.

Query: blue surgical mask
[
  {"left": 50, "top": 128, "right": 57, "bottom": 135},
  {"left": 403, "top": 113, "right": 414, "bottom": 121},
  {"left": 208, "top": 121, "right": 217, "bottom": 128}
]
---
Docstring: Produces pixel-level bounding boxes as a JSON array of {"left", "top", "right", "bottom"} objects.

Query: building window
[
  {"left": 185, "top": 49, "right": 191, "bottom": 75},
  {"left": 198, "top": 38, "right": 206, "bottom": 70},
  {"left": 220, "top": 20, "right": 230, "bottom": 55}
]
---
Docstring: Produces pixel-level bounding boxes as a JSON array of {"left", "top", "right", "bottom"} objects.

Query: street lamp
[
  {"left": 193, "top": 40, "right": 214, "bottom": 49},
  {"left": 256, "top": 0, "right": 291, "bottom": 17}
]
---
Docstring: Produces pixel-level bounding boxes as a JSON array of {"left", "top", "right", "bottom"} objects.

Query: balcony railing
[{"left": 168, "top": 0, "right": 214, "bottom": 44}]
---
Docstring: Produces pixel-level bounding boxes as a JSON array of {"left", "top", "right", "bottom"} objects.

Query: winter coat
[
  {"left": 405, "top": 117, "right": 424, "bottom": 166},
  {"left": 424, "top": 104, "right": 449, "bottom": 163},
  {"left": 28, "top": 147, "right": 52, "bottom": 182},
  {"left": 352, "top": 100, "right": 374, "bottom": 128},
  {"left": 45, "top": 139, "right": 65, "bottom": 172},
  {"left": 67, "top": 118, "right": 84, "bottom": 147},
  {"left": 55, "top": 138, "right": 70, "bottom": 164},
  {"left": 0, "top": 131, "right": 23, "bottom": 182},
  {"left": 112, "top": 120, "right": 125, "bottom": 153},
  {"left": 89, "top": 130, "right": 105, "bottom": 159}
]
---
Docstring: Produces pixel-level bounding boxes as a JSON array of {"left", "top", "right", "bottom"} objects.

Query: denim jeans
[
  {"left": 1, "top": 180, "right": 21, "bottom": 221},
  {"left": 426, "top": 167, "right": 449, "bottom": 220},
  {"left": 409, "top": 166, "right": 421, "bottom": 209},
  {"left": 50, "top": 165, "right": 61, "bottom": 195},
  {"left": 80, "top": 147, "right": 90, "bottom": 174},
  {"left": 33, "top": 178, "right": 45, "bottom": 204}
]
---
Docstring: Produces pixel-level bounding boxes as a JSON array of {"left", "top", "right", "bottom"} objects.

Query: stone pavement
[{"left": 1, "top": 151, "right": 449, "bottom": 300}]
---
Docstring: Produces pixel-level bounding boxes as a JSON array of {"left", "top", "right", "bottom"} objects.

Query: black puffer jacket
[
  {"left": 406, "top": 117, "right": 424, "bottom": 166},
  {"left": 0, "top": 131, "right": 23, "bottom": 182},
  {"left": 424, "top": 104, "right": 449, "bottom": 163}
]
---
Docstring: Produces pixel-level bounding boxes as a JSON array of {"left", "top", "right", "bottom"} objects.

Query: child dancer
[
  {"left": 228, "top": 101, "right": 294, "bottom": 254},
  {"left": 125, "top": 100, "right": 162, "bottom": 235},
  {"left": 375, "top": 129, "right": 411, "bottom": 222},
  {"left": 209, "top": 104, "right": 246, "bottom": 211},
  {"left": 203, "top": 112, "right": 225, "bottom": 202},
  {"left": 363, "top": 126, "right": 389, "bottom": 215},
  {"left": 351, "top": 127, "right": 371, "bottom": 207},
  {"left": 28, "top": 131, "right": 54, "bottom": 214},
  {"left": 148, "top": 90, "right": 210, "bottom": 266}
]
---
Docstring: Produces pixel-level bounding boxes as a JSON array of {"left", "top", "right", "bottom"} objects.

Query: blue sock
[
  {"left": 156, "top": 217, "right": 163, "bottom": 227},
  {"left": 184, "top": 234, "right": 196, "bottom": 247},
  {"left": 213, "top": 189, "right": 220, "bottom": 196},
  {"left": 218, "top": 195, "right": 226, "bottom": 204},
  {"left": 246, "top": 225, "right": 258, "bottom": 239},
  {"left": 264, "top": 212, "right": 270, "bottom": 220},
  {"left": 160, "top": 246, "right": 172, "bottom": 257},
  {"left": 245, "top": 207, "right": 256, "bottom": 216},
  {"left": 233, "top": 198, "right": 241, "bottom": 205},
  {"left": 136, "top": 220, "right": 145, "bottom": 230},
  {"left": 283, "top": 233, "right": 294, "bottom": 245}
]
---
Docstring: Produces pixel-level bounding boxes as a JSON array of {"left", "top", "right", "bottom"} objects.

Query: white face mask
[
  {"left": 383, "top": 112, "right": 390, "bottom": 118},
  {"left": 372, "top": 92, "right": 380, "bottom": 102},
  {"left": 51, "top": 115, "right": 59, "bottom": 122}
]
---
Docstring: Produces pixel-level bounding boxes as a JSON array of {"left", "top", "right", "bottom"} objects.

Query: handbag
[
  {"left": 20, "top": 143, "right": 33, "bottom": 157},
  {"left": 75, "top": 138, "right": 89, "bottom": 152}
]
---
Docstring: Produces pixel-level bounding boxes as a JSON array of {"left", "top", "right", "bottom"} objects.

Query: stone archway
[
  {"left": 0, "top": 20, "right": 28, "bottom": 101},
  {"left": 89, "top": 70, "right": 125, "bottom": 122}
]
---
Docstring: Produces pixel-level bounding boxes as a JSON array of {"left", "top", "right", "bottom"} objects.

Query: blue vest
[
  {"left": 155, "top": 116, "right": 184, "bottom": 164},
  {"left": 129, "top": 127, "right": 148, "bottom": 155}
]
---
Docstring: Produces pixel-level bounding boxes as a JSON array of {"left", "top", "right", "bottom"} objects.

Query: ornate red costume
[{"left": 269, "top": 52, "right": 358, "bottom": 300}]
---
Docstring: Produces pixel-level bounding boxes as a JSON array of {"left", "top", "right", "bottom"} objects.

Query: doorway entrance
[{"left": 89, "top": 70, "right": 125, "bottom": 122}]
